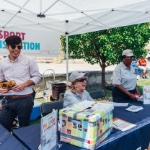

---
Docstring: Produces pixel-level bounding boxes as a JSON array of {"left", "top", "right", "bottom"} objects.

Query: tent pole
[{"left": 66, "top": 35, "right": 69, "bottom": 84}]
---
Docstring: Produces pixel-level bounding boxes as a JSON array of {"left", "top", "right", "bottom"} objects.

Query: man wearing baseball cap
[
  {"left": 122, "top": 49, "right": 135, "bottom": 57},
  {"left": 112, "top": 49, "right": 140, "bottom": 102},
  {"left": 63, "top": 71, "right": 93, "bottom": 107}
]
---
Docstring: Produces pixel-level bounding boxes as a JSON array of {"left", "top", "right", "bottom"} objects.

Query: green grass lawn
[{"left": 137, "top": 79, "right": 150, "bottom": 94}]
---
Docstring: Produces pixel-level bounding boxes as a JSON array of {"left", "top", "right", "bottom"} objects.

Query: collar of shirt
[
  {"left": 7, "top": 54, "right": 22, "bottom": 63},
  {"left": 75, "top": 91, "right": 81, "bottom": 97},
  {"left": 121, "top": 62, "right": 130, "bottom": 70},
  {"left": 75, "top": 90, "right": 85, "bottom": 98},
  {"left": 121, "top": 62, "right": 135, "bottom": 74}
]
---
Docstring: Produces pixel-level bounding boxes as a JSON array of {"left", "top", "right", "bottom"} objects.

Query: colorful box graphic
[{"left": 59, "top": 101, "right": 114, "bottom": 149}]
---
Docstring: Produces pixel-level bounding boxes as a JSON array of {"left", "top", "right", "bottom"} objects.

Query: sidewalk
[
  {"left": 36, "top": 62, "right": 116, "bottom": 99},
  {"left": 37, "top": 61, "right": 117, "bottom": 75}
]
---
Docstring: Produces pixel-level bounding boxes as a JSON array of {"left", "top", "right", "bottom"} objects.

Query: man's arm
[
  {"left": 12, "top": 58, "right": 41, "bottom": 92},
  {"left": 12, "top": 80, "right": 34, "bottom": 92},
  {"left": 135, "top": 84, "right": 140, "bottom": 95}
]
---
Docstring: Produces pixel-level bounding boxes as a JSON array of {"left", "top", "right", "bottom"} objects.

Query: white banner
[
  {"left": 41, "top": 110, "right": 57, "bottom": 150},
  {"left": 143, "top": 86, "right": 150, "bottom": 104},
  {"left": 0, "top": 27, "right": 60, "bottom": 57}
]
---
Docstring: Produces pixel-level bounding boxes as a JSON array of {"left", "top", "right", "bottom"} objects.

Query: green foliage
[{"left": 61, "top": 23, "right": 150, "bottom": 67}]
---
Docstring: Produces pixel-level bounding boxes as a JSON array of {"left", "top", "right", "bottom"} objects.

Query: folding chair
[
  {"left": 89, "top": 90, "right": 106, "bottom": 99},
  {"left": 40, "top": 100, "right": 64, "bottom": 117}
]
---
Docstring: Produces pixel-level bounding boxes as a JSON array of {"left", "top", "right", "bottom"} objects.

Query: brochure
[
  {"left": 143, "top": 86, "right": 150, "bottom": 104},
  {"left": 126, "top": 105, "right": 143, "bottom": 112},
  {"left": 40, "top": 110, "right": 57, "bottom": 150},
  {"left": 113, "top": 118, "right": 136, "bottom": 132}
]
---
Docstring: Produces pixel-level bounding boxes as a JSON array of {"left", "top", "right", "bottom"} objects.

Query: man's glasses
[
  {"left": 126, "top": 56, "right": 135, "bottom": 60},
  {"left": 10, "top": 45, "right": 23, "bottom": 50},
  {"left": 76, "top": 77, "right": 87, "bottom": 82}
]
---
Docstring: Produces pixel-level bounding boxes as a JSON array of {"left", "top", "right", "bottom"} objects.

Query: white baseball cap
[
  {"left": 122, "top": 49, "right": 135, "bottom": 57},
  {"left": 69, "top": 71, "right": 86, "bottom": 82}
]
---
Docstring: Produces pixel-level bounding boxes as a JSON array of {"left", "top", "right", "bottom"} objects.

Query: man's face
[
  {"left": 123, "top": 56, "right": 135, "bottom": 66},
  {"left": 6, "top": 44, "right": 22, "bottom": 58},
  {"left": 74, "top": 77, "right": 87, "bottom": 92}
]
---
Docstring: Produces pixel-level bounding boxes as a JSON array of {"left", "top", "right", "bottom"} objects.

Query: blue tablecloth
[
  {"left": 13, "top": 101, "right": 150, "bottom": 150},
  {"left": 0, "top": 124, "right": 28, "bottom": 150}
]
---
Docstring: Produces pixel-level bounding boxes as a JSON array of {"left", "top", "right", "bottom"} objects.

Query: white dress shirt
[{"left": 0, "top": 54, "right": 41, "bottom": 95}]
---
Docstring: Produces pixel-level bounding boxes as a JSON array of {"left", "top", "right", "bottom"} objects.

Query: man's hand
[
  {"left": 12, "top": 83, "right": 27, "bottom": 92},
  {"left": 129, "top": 93, "right": 137, "bottom": 100}
]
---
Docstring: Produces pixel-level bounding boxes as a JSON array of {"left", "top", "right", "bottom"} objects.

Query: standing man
[
  {"left": 112, "top": 49, "right": 140, "bottom": 103},
  {"left": 0, "top": 35, "right": 41, "bottom": 131}
]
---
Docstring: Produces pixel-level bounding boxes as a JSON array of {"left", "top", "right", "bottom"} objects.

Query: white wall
[{"left": 0, "top": 27, "right": 60, "bottom": 57}]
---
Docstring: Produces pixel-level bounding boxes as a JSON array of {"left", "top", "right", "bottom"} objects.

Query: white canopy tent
[{"left": 1, "top": 0, "right": 150, "bottom": 80}]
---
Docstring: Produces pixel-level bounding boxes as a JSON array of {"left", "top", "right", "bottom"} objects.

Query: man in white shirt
[
  {"left": 0, "top": 35, "right": 41, "bottom": 131},
  {"left": 112, "top": 49, "right": 140, "bottom": 102}
]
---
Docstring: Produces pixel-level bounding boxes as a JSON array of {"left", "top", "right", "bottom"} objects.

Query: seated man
[
  {"left": 138, "top": 55, "right": 150, "bottom": 79},
  {"left": 131, "top": 59, "right": 143, "bottom": 79},
  {"left": 63, "top": 71, "right": 93, "bottom": 107}
]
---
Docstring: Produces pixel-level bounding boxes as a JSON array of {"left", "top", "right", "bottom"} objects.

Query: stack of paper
[
  {"left": 113, "top": 118, "right": 136, "bottom": 131},
  {"left": 126, "top": 105, "right": 143, "bottom": 112}
]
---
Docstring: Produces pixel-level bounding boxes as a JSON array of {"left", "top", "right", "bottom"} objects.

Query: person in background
[
  {"left": 138, "top": 55, "right": 150, "bottom": 79},
  {"left": 112, "top": 49, "right": 140, "bottom": 103},
  {"left": 0, "top": 35, "right": 41, "bottom": 131},
  {"left": 131, "top": 58, "right": 143, "bottom": 80},
  {"left": 63, "top": 71, "right": 93, "bottom": 107}
]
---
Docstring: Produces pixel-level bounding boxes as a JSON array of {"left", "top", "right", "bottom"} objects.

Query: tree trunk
[{"left": 101, "top": 65, "right": 105, "bottom": 90}]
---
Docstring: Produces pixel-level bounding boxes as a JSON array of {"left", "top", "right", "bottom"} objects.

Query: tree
[{"left": 60, "top": 23, "right": 150, "bottom": 89}]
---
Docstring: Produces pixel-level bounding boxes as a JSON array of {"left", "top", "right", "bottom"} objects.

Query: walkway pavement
[{"left": 37, "top": 61, "right": 117, "bottom": 75}]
